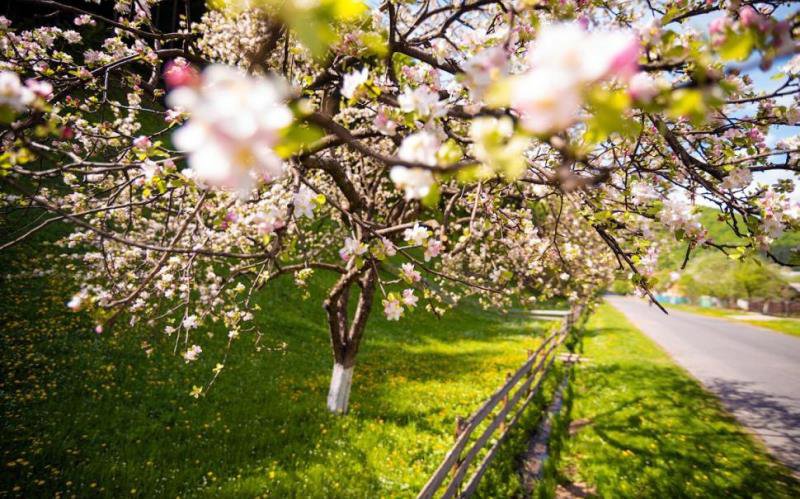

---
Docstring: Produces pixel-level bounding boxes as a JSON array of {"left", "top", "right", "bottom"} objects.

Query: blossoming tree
[{"left": 1, "top": 0, "right": 798, "bottom": 413}]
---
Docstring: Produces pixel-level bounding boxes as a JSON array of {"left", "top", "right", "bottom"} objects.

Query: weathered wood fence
[{"left": 417, "top": 305, "right": 584, "bottom": 499}]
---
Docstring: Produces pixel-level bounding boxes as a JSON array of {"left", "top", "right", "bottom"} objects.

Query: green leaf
[
  {"left": 360, "top": 32, "right": 388, "bottom": 57},
  {"left": 668, "top": 89, "right": 706, "bottom": 124},
  {"left": 280, "top": 0, "right": 368, "bottom": 59},
  {"left": 436, "top": 139, "right": 463, "bottom": 165},
  {"left": 718, "top": 31, "right": 755, "bottom": 62},
  {"left": 0, "top": 105, "right": 16, "bottom": 124},
  {"left": 421, "top": 182, "right": 440, "bottom": 209},
  {"left": 275, "top": 123, "right": 324, "bottom": 158},
  {"left": 583, "top": 89, "right": 640, "bottom": 144}
]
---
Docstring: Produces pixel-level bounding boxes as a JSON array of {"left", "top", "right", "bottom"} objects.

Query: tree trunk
[
  {"left": 323, "top": 267, "right": 376, "bottom": 414},
  {"left": 327, "top": 361, "right": 354, "bottom": 414}
]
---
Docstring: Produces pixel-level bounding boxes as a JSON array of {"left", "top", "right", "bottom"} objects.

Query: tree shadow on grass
[
  {"left": 0, "top": 266, "right": 553, "bottom": 498},
  {"left": 578, "top": 326, "right": 619, "bottom": 340},
  {"left": 704, "top": 378, "right": 800, "bottom": 473},
  {"left": 562, "top": 360, "right": 800, "bottom": 498}
]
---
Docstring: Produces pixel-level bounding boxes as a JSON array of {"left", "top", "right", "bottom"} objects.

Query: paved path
[{"left": 606, "top": 295, "right": 800, "bottom": 473}]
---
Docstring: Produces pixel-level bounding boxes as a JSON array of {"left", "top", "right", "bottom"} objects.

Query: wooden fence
[{"left": 417, "top": 305, "right": 585, "bottom": 499}]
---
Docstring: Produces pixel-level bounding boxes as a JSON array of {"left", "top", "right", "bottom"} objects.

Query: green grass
[
  {"left": 542, "top": 303, "right": 799, "bottom": 498},
  {"left": 0, "top": 230, "right": 562, "bottom": 497},
  {"left": 668, "top": 303, "right": 800, "bottom": 338}
]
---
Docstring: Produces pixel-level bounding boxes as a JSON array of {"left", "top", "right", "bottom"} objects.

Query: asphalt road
[{"left": 606, "top": 295, "right": 800, "bottom": 473}]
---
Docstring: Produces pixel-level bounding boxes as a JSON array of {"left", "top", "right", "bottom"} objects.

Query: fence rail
[{"left": 417, "top": 305, "right": 585, "bottom": 499}]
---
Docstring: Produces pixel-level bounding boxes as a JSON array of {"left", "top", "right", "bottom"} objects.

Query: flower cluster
[
  {"left": 168, "top": 65, "right": 293, "bottom": 197},
  {"left": 0, "top": 70, "right": 51, "bottom": 118},
  {"left": 510, "top": 23, "right": 640, "bottom": 134}
]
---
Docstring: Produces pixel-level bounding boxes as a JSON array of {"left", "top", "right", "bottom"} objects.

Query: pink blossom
[
  {"left": 168, "top": 65, "right": 292, "bottom": 197},
  {"left": 390, "top": 132, "right": 439, "bottom": 199},
  {"left": 709, "top": 16, "right": 730, "bottom": 35},
  {"left": 220, "top": 210, "right": 237, "bottom": 229},
  {"left": 293, "top": 185, "right": 316, "bottom": 219},
  {"left": 605, "top": 33, "right": 641, "bottom": 81},
  {"left": 512, "top": 23, "right": 640, "bottom": 134},
  {"left": 339, "top": 237, "right": 366, "bottom": 262},
  {"left": 74, "top": 14, "right": 95, "bottom": 26},
  {"left": 771, "top": 20, "right": 792, "bottom": 51},
  {"left": 378, "top": 238, "right": 397, "bottom": 257},
  {"left": 25, "top": 79, "right": 52, "bottom": 99},
  {"left": 67, "top": 292, "right": 87, "bottom": 311},
  {"left": 526, "top": 24, "right": 639, "bottom": 83},
  {"left": 374, "top": 110, "right": 397, "bottom": 136},
  {"left": 398, "top": 85, "right": 443, "bottom": 117},
  {"left": 165, "top": 109, "right": 183, "bottom": 123},
  {"left": 628, "top": 72, "right": 659, "bottom": 102},
  {"left": 383, "top": 297, "right": 403, "bottom": 321},
  {"left": 132, "top": 135, "right": 152, "bottom": 149},
  {"left": 739, "top": 6, "right": 767, "bottom": 31},
  {"left": 140, "top": 160, "right": 161, "bottom": 181},
  {"left": 401, "top": 289, "right": 418, "bottom": 307},
  {"left": 163, "top": 58, "right": 199, "bottom": 88},
  {"left": 462, "top": 46, "right": 509, "bottom": 100},
  {"left": 254, "top": 209, "right": 285, "bottom": 235},
  {"left": 398, "top": 131, "right": 439, "bottom": 166},
  {"left": 62, "top": 30, "right": 81, "bottom": 44},
  {"left": 720, "top": 167, "right": 752, "bottom": 190},
  {"left": 0, "top": 71, "right": 35, "bottom": 111},
  {"left": 183, "top": 344, "right": 202, "bottom": 363},
  {"left": 400, "top": 262, "right": 421, "bottom": 283},
  {"left": 746, "top": 128, "right": 765, "bottom": 145},
  {"left": 424, "top": 239, "right": 443, "bottom": 261}
]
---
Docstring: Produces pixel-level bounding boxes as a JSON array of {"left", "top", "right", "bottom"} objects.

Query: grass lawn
[
  {"left": 667, "top": 303, "right": 800, "bottom": 338},
  {"left": 543, "top": 303, "right": 800, "bottom": 498},
  {"left": 0, "top": 233, "right": 561, "bottom": 497}
]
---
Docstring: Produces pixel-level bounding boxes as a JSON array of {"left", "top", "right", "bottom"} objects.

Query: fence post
[
  {"left": 452, "top": 415, "right": 466, "bottom": 486},
  {"left": 567, "top": 306, "right": 576, "bottom": 331},
  {"left": 499, "top": 372, "right": 512, "bottom": 433},
  {"left": 526, "top": 350, "right": 535, "bottom": 397}
]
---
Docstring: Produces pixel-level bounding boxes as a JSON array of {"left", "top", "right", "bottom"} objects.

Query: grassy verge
[
  {"left": 668, "top": 303, "right": 800, "bottom": 338},
  {"left": 0, "top": 235, "right": 557, "bottom": 497},
  {"left": 541, "top": 303, "right": 799, "bottom": 497}
]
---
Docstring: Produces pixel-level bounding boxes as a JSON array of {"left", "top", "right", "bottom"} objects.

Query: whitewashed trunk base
[{"left": 326, "top": 363, "right": 354, "bottom": 414}]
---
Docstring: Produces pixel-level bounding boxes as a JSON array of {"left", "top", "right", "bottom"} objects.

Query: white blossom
[
  {"left": 183, "top": 344, "right": 202, "bottom": 363},
  {"left": 168, "top": 65, "right": 292, "bottom": 197},
  {"left": 400, "top": 262, "right": 421, "bottom": 283},
  {"left": 383, "top": 297, "right": 403, "bottom": 321},
  {"left": 339, "top": 237, "right": 366, "bottom": 262},
  {"left": 720, "top": 167, "right": 753, "bottom": 190},
  {"left": 511, "top": 23, "right": 639, "bottom": 134},
  {"left": 403, "top": 223, "right": 430, "bottom": 246},
  {"left": 182, "top": 314, "right": 199, "bottom": 330},
  {"left": 341, "top": 67, "right": 369, "bottom": 99},
  {"left": 293, "top": 186, "right": 316, "bottom": 219},
  {"left": 0, "top": 71, "right": 35, "bottom": 111},
  {"left": 398, "top": 86, "right": 443, "bottom": 117},
  {"left": 401, "top": 289, "right": 418, "bottom": 307}
]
